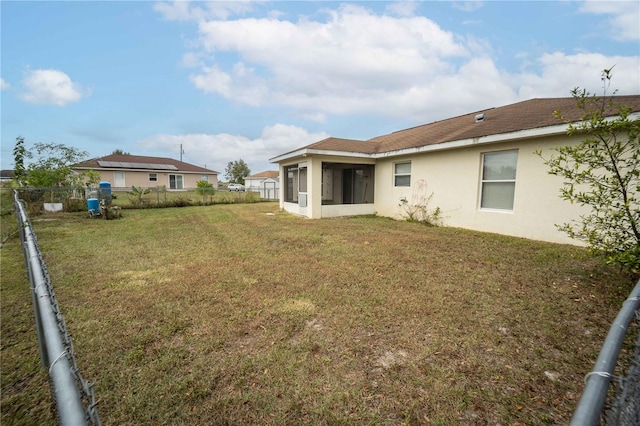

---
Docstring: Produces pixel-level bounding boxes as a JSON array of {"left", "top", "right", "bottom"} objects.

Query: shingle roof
[
  {"left": 247, "top": 170, "right": 279, "bottom": 179},
  {"left": 295, "top": 96, "right": 640, "bottom": 155},
  {"left": 75, "top": 154, "right": 219, "bottom": 174},
  {"left": 1, "top": 170, "right": 15, "bottom": 179},
  {"left": 304, "top": 137, "right": 383, "bottom": 154}
]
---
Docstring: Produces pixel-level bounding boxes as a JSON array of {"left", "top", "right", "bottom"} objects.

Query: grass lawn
[{"left": 1, "top": 202, "right": 637, "bottom": 425}]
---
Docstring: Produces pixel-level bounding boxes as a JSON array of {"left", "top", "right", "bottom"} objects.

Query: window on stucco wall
[
  {"left": 394, "top": 162, "right": 411, "bottom": 187},
  {"left": 480, "top": 150, "right": 518, "bottom": 210}
]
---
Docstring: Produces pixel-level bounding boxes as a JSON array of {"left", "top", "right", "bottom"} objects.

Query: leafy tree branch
[{"left": 538, "top": 69, "right": 640, "bottom": 272}]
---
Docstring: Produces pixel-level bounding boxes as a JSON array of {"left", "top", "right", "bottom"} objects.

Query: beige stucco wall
[
  {"left": 87, "top": 170, "right": 218, "bottom": 190},
  {"left": 275, "top": 134, "right": 589, "bottom": 245},
  {"left": 374, "top": 134, "right": 587, "bottom": 245}
]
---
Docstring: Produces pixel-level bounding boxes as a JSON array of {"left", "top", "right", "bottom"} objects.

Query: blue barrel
[
  {"left": 87, "top": 198, "right": 99, "bottom": 214},
  {"left": 99, "top": 181, "right": 112, "bottom": 203}
]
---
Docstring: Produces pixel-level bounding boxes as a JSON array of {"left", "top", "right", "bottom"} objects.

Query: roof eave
[
  {"left": 269, "top": 149, "right": 308, "bottom": 164},
  {"left": 270, "top": 148, "right": 375, "bottom": 164},
  {"left": 380, "top": 123, "right": 570, "bottom": 158},
  {"left": 73, "top": 165, "right": 218, "bottom": 174},
  {"left": 270, "top": 109, "right": 640, "bottom": 164}
]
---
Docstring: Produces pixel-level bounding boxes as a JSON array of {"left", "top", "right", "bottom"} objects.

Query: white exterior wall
[
  {"left": 322, "top": 204, "right": 375, "bottom": 217},
  {"left": 374, "top": 134, "right": 587, "bottom": 245},
  {"left": 245, "top": 177, "right": 279, "bottom": 199}
]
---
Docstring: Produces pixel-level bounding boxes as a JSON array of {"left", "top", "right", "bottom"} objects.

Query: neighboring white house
[
  {"left": 245, "top": 170, "right": 280, "bottom": 200},
  {"left": 270, "top": 96, "right": 640, "bottom": 246}
]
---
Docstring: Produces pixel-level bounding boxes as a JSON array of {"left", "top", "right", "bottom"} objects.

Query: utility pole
[{"left": 180, "top": 144, "right": 184, "bottom": 162}]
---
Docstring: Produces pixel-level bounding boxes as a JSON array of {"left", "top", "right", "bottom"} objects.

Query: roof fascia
[
  {"left": 376, "top": 123, "right": 572, "bottom": 158},
  {"left": 270, "top": 148, "right": 374, "bottom": 163},
  {"left": 73, "top": 166, "right": 217, "bottom": 174}
]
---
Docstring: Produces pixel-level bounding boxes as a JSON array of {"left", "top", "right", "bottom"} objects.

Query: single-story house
[
  {"left": 270, "top": 95, "right": 640, "bottom": 246},
  {"left": 245, "top": 170, "right": 280, "bottom": 200},
  {"left": 73, "top": 154, "right": 219, "bottom": 190},
  {"left": 0, "top": 170, "right": 14, "bottom": 183}
]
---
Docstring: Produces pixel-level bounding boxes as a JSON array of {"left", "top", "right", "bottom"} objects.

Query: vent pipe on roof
[{"left": 475, "top": 113, "right": 485, "bottom": 123}]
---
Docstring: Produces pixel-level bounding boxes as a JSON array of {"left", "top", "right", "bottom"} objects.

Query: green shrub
[{"left": 64, "top": 198, "right": 87, "bottom": 213}]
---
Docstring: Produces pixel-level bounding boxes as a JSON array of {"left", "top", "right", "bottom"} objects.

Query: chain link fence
[
  {"left": 604, "top": 310, "right": 640, "bottom": 425},
  {"left": 571, "top": 280, "right": 640, "bottom": 426},
  {"left": 2, "top": 185, "right": 257, "bottom": 212},
  {"left": 14, "top": 190, "right": 101, "bottom": 425},
  {"left": 8, "top": 185, "right": 638, "bottom": 425}
]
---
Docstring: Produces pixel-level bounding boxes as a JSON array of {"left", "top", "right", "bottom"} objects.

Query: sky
[{"left": 1, "top": 0, "right": 639, "bottom": 177}]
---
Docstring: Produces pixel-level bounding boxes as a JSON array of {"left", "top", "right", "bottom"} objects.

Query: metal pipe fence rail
[
  {"left": 570, "top": 279, "right": 640, "bottom": 426},
  {"left": 14, "top": 190, "right": 101, "bottom": 426}
]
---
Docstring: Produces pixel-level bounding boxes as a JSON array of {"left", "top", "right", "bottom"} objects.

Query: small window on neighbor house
[
  {"left": 394, "top": 162, "right": 411, "bottom": 187},
  {"left": 149, "top": 173, "right": 157, "bottom": 182},
  {"left": 480, "top": 150, "right": 518, "bottom": 210},
  {"left": 201, "top": 175, "right": 208, "bottom": 182}
]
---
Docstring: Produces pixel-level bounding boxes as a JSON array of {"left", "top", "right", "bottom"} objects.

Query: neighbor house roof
[
  {"left": 246, "top": 170, "right": 279, "bottom": 179},
  {"left": 0, "top": 170, "right": 14, "bottom": 180},
  {"left": 271, "top": 95, "right": 640, "bottom": 162},
  {"left": 74, "top": 154, "right": 219, "bottom": 174}
]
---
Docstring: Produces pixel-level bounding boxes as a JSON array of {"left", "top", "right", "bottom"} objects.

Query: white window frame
[
  {"left": 114, "top": 171, "right": 125, "bottom": 187},
  {"left": 394, "top": 161, "right": 411, "bottom": 187},
  {"left": 149, "top": 173, "right": 158, "bottom": 182},
  {"left": 169, "top": 174, "right": 184, "bottom": 190},
  {"left": 480, "top": 150, "right": 518, "bottom": 211},
  {"left": 200, "top": 175, "right": 208, "bottom": 182}
]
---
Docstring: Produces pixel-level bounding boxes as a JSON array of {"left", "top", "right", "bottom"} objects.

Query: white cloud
[
  {"left": 189, "top": 65, "right": 233, "bottom": 97},
  {"left": 19, "top": 69, "right": 88, "bottom": 106},
  {"left": 137, "top": 124, "right": 329, "bottom": 174},
  {"left": 154, "top": 0, "right": 257, "bottom": 21},
  {"left": 164, "top": 2, "right": 639, "bottom": 125},
  {"left": 0, "top": 78, "right": 9, "bottom": 90},
  {"left": 180, "top": 51, "right": 204, "bottom": 68},
  {"left": 188, "top": 4, "right": 470, "bottom": 120},
  {"left": 514, "top": 53, "right": 640, "bottom": 99},
  {"left": 452, "top": 1, "right": 485, "bottom": 13},
  {"left": 579, "top": 0, "right": 640, "bottom": 41},
  {"left": 190, "top": 62, "right": 268, "bottom": 106},
  {"left": 385, "top": 1, "right": 419, "bottom": 17}
]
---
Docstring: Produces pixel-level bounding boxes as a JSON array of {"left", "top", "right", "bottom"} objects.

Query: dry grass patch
[{"left": 1, "top": 202, "right": 637, "bottom": 425}]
